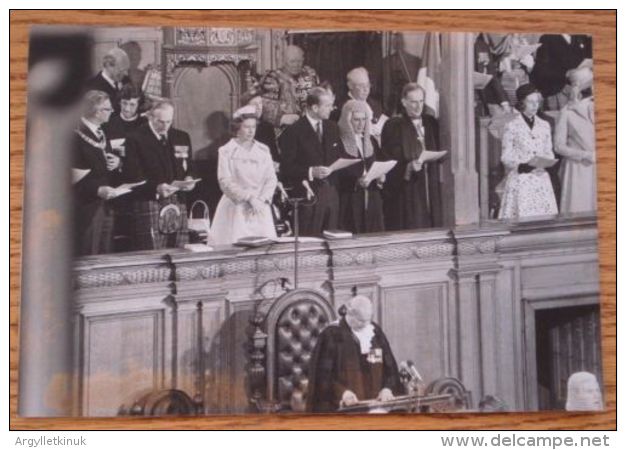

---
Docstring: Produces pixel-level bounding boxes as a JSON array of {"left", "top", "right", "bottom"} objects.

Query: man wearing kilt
[{"left": 124, "top": 99, "right": 196, "bottom": 250}]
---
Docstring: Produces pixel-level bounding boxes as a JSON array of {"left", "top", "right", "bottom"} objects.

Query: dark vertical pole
[{"left": 293, "top": 201, "right": 299, "bottom": 289}]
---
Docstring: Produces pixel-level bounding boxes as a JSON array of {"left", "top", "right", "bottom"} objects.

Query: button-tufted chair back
[
  {"left": 274, "top": 300, "right": 331, "bottom": 411},
  {"left": 256, "top": 289, "right": 336, "bottom": 412}
]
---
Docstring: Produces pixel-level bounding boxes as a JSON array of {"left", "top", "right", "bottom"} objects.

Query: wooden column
[{"left": 439, "top": 32, "right": 480, "bottom": 226}]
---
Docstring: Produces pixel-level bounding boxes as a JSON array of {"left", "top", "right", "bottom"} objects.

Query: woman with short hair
[
  {"left": 498, "top": 83, "right": 558, "bottom": 220},
  {"left": 208, "top": 106, "right": 278, "bottom": 246}
]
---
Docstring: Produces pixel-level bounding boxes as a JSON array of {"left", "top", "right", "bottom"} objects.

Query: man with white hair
[
  {"left": 306, "top": 295, "right": 404, "bottom": 412},
  {"left": 124, "top": 100, "right": 196, "bottom": 250},
  {"left": 259, "top": 45, "right": 319, "bottom": 127},
  {"left": 85, "top": 47, "right": 131, "bottom": 113},
  {"left": 331, "top": 67, "right": 385, "bottom": 142}
]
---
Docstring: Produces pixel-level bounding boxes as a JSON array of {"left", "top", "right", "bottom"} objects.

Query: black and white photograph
[{"left": 18, "top": 24, "right": 604, "bottom": 418}]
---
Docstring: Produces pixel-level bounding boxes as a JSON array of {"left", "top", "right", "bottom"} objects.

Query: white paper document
[
  {"left": 109, "top": 180, "right": 146, "bottom": 198},
  {"left": 110, "top": 138, "right": 126, "bottom": 149},
  {"left": 473, "top": 71, "right": 493, "bottom": 89},
  {"left": 328, "top": 158, "right": 360, "bottom": 173},
  {"left": 370, "top": 114, "right": 389, "bottom": 137},
  {"left": 528, "top": 156, "right": 558, "bottom": 169},
  {"left": 417, "top": 150, "right": 448, "bottom": 164},
  {"left": 72, "top": 168, "right": 90, "bottom": 184},
  {"left": 363, "top": 160, "right": 397, "bottom": 184},
  {"left": 172, "top": 178, "right": 201, "bottom": 189}
]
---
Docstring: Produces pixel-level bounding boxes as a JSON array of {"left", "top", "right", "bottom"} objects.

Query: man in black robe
[
  {"left": 380, "top": 83, "right": 443, "bottom": 230},
  {"left": 306, "top": 295, "right": 404, "bottom": 413}
]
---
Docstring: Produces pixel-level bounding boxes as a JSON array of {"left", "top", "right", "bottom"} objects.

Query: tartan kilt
[{"left": 132, "top": 196, "right": 189, "bottom": 250}]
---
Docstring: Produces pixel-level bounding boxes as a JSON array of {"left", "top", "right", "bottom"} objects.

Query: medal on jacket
[
  {"left": 75, "top": 129, "right": 106, "bottom": 150},
  {"left": 367, "top": 347, "right": 383, "bottom": 364}
]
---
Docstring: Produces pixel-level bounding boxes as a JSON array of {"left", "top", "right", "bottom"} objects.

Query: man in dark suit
[
  {"left": 530, "top": 34, "right": 592, "bottom": 110},
  {"left": 124, "top": 100, "right": 196, "bottom": 250},
  {"left": 72, "top": 90, "right": 122, "bottom": 256},
  {"left": 380, "top": 83, "right": 443, "bottom": 231},
  {"left": 279, "top": 86, "right": 344, "bottom": 236},
  {"left": 85, "top": 47, "right": 130, "bottom": 114}
]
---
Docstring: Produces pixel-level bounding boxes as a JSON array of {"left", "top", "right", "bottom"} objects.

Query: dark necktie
[
  {"left": 159, "top": 134, "right": 168, "bottom": 146},
  {"left": 95, "top": 127, "right": 104, "bottom": 141},
  {"left": 316, "top": 121, "right": 323, "bottom": 142}
]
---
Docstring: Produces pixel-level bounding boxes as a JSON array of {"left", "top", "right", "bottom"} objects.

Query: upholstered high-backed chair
[{"left": 248, "top": 289, "right": 336, "bottom": 412}]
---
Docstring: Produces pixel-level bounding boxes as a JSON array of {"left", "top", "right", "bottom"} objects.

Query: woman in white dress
[
  {"left": 208, "top": 106, "right": 278, "bottom": 246},
  {"left": 498, "top": 83, "right": 558, "bottom": 220},
  {"left": 554, "top": 68, "right": 596, "bottom": 214}
]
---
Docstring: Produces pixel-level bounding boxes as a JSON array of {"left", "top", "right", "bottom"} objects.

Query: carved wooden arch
[{"left": 170, "top": 63, "right": 241, "bottom": 119}]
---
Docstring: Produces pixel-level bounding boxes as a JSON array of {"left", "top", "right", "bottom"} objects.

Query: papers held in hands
[
  {"left": 363, "top": 160, "right": 397, "bottom": 185},
  {"left": 172, "top": 178, "right": 201, "bottom": 190},
  {"left": 473, "top": 71, "right": 493, "bottom": 90},
  {"left": 418, "top": 150, "right": 448, "bottom": 164},
  {"left": 328, "top": 158, "right": 360, "bottom": 173},
  {"left": 110, "top": 138, "right": 125, "bottom": 149},
  {"left": 110, "top": 180, "right": 146, "bottom": 198},
  {"left": 528, "top": 156, "right": 558, "bottom": 169},
  {"left": 72, "top": 168, "right": 90, "bottom": 184}
]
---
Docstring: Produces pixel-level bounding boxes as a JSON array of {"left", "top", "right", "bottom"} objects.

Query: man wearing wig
[{"left": 337, "top": 99, "right": 385, "bottom": 233}]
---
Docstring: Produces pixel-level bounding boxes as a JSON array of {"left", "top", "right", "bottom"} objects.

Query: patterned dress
[
  {"left": 498, "top": 113, "right": 558, "bottom": 220},
  {"left": 208, "top": 139, "right": 278, "bottom": 246}
]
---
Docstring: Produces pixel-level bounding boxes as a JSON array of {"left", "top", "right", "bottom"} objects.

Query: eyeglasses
[{"left": 98, "top": 107, "right": 113, "bottom": 112}]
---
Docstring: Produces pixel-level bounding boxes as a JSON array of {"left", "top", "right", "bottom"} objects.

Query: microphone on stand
[{"left": 406, "top": 360, "right": 424, "bottom": 383}]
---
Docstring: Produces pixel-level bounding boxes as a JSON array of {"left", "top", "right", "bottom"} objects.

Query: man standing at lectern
[{"left": 306, "top": 295, "right": 404, "bottom": 412}]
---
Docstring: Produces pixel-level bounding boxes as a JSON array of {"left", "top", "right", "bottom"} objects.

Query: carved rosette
[{"left": 175, "top": 27, "right": 208, "bottom": 46}]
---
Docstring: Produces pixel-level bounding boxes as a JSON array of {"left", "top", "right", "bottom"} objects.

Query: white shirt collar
[
  {"left": 101, "top": 70, "right": 119, "bottom": 90},
  {"left": 306, "top": 112, "right": 321, "bottom": 130},
  {"left": 351, "top": 323, "right": 375, "bottom": 354},
  {"left": 148, "top": 120, "right": 167, "bottom": 141},
  {"left": 81, "top": 117, "right": 102, "bottom": 137},
  {"left": 562, "top": 34, "right": 572, "bottom": 44}
]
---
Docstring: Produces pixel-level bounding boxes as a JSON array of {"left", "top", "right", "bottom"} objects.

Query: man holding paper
[
  {"left": 279, "top": 87, "right": 345, "bottom": 236},
  {"left": 72, "top": 90, "right": 123, "bottom": 255},
  {"left": 124, "top": 100, "right": 197, "bottom": 250},
  {"left": 380, "top": 83, "right": 444, "bottom": 230},
  {"left": 337, "top": 100, "right": 386, "bottom": 233}
]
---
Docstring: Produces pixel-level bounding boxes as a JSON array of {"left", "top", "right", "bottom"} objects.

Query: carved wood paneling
[
  {"left": 381, "top": 283, "right": 449, "bottom": 384},
  {"left": 82, "top": 311, "right": 164, "bottom": 416}
]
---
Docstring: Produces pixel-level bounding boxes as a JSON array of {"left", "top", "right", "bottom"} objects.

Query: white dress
[
  {"left": 209, "top": 139, "right": 278, "bottom": 246},
  {"left": 498, "top": 114, "right": 558, "bottom": 220},
  {"left": 554, "top": 97, "right": 596, "bottom": 214}
]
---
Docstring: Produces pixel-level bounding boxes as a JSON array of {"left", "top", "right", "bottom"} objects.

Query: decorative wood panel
[
  {"left": 381, "top": 283, "right": 449, "bottom": 384},
  {"left": 82, "top": 311, "right": 164, "bottom": 416}
]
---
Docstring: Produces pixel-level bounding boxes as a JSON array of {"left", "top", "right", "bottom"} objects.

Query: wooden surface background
[{"left": 9, "top": 10, "right": 616, "bottom": 430}]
